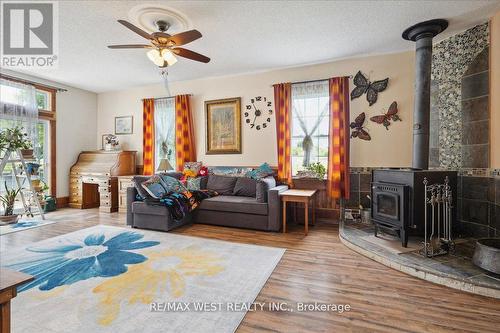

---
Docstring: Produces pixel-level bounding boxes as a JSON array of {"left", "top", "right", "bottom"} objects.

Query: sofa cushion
[
  {"left": 199, "top": 176, "right": 209, "bottom": 190},
  {"left": 233, "top": 177, "right": 257, "bottom": 197},
  {"left": 199, "top": 196, "right": 268, "bottom": 215},
  {"left": 255, "top": 176, "right": 276, "bottom": 203},
  {"left": 206, "top": 175, "right": 237, "bottom": 195},
  {"left": 132, "top": 201, "right": 169, "bottom": 216}
]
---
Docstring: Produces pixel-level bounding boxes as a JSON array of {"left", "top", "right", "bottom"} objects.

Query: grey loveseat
[{"left": 126, "top": 172, "right": 288, "bottom": 232}]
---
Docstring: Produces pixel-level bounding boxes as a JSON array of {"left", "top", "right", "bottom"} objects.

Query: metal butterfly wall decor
[
  {"left": 350, "top": 112, "right": 371, "bottom": 141},
  {"left": 350, "top": 71, "right": 389, "bottom": 106},
  {"left": 370, "top": 101, "right": 401, "bottom": 130}
]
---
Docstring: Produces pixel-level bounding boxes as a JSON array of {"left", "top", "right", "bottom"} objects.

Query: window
[
  {"left": 0, "top": 78, "right": 55, "bottom": 197},
  {"left": 36, "top": 90, "right": 52, "bottom": 111},
  {"left": 291, "top": 80, "right": 330, "bottom": 176},
  {"left": 154, "top": 98, "right": 176, "bottom": 171}
]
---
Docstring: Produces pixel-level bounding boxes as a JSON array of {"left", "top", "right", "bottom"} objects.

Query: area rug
[
  {"left": 1, "top": 225, "right": 285, "bottom": 333},
  {"left": 0, "top": 218, "right": 56, "bottom": 235}
]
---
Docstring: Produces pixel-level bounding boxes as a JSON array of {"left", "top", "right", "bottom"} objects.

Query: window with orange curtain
[
  {"left": 290, "top": 80, "right": 330, "bottom": 177},
  {"left": 154, "top": 98, "right": 176, "bottom": 172}
]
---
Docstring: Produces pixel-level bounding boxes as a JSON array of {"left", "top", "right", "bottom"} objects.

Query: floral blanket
[{"left": 143, "top": 190, "right": 218, "bottom": 221}]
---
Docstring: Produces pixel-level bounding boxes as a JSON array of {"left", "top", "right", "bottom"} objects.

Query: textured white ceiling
[{"left": 13, "top": 0, "right": 500, "bottom": 93}]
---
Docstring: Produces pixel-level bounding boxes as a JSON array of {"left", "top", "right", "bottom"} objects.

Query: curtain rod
[
  {"left": 141, "top": 94, "right": 192, "bottom": 101},
  {"left": 0, "top": 74, "right": 68, "bottom": 92},
  {"left": 272, "top": 75, "right": 353, "bottom": 87}
]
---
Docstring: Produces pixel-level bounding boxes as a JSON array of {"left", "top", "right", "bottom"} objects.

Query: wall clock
[{"left": 244, "top": 96, "right": 273, "bottom": 130}]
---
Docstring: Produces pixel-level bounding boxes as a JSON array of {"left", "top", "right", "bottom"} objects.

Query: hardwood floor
[{"left": 2, "top": 208, "right": 500, "bottom": 333}]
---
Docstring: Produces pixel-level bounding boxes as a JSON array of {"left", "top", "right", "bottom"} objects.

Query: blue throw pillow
[
  {"left": 246, "top": 162, "right": 274, "bottom": 179},
  {"left": 141, "top": 175, "right": 167, "bottom": 199},
  {"left": 159, "top": 175, "right": 188, "bottom": 193},
  {"left": 186, "top": 177, "right": 201, "bottom": 191}
]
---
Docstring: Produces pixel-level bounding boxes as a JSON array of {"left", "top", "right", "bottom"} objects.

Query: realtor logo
[{"left": 1, "top": 1, "right": 58, "bottom": 68}]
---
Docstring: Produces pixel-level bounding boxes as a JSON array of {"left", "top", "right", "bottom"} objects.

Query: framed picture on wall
[
  {"left": 115, "top": 116, "right": 133, "bottom": 135},
  {"left": 205, "top": 97, "right": 242, "bottom": 154}
]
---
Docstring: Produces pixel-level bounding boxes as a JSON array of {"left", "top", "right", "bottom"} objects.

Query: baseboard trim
[{"left": 56, "top": 196, "right": 69, "bottom": 208}]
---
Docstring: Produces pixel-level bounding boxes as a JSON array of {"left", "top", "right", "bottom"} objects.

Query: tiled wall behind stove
[
  {"left": 428, "top": 21, "right": 495, "bottom": 239},
  {"left": 345, "top": 169, "right": 372, "bottom": 209},
  {"left": 430, "top": 22, "right": 489, "bottom": 169},
  {"left": 457, "top": 175, "right": 500, "bottom": 238}
]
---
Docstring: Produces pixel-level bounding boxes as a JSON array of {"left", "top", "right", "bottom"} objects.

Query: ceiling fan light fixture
[
  {"left": 147, "top": 49, "right": 164, "bottom": 66},
  {"left": 162, "top": 49, "right": 178, "bottom": 66}
]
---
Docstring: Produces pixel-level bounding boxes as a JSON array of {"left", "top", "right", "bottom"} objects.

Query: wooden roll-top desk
[{"left": 69, "top": 150, "right": 136, "bottom": 213}]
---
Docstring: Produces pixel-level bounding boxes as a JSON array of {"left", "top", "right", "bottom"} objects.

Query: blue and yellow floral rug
[
  {"left": 1, "top": 225, "right": 285, "bottom": 333},
  {"left": 0, "top": 218, "right": 56, "bottom": 235}
]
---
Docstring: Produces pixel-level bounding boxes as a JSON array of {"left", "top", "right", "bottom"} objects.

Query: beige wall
[
  {"left": 2, "top": 70, "right": 98, "bottom": 197},
  {"left": 97, "top": 51, "right": 415, "bottom": 168},
  {"left": 491, "top": 12, "right": 500, "bottom": 168}
]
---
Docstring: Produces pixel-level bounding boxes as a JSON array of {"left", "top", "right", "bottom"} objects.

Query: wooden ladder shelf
[{"left": 0, "top": 149, "right": 45, "bottom": 220}]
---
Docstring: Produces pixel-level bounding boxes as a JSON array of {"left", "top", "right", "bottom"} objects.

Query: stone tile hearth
[{"left": 340, "top": 220, "right": 500, "bottom": 299}]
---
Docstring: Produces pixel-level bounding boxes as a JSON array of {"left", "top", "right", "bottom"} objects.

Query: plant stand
[{"left": 0, "top": 149, "right": 45, "bottom": 220}]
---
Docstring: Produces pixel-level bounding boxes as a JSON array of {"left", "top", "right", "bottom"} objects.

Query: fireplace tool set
[{"left": 420, "top": 176, "right": 454, "bottom": 257}]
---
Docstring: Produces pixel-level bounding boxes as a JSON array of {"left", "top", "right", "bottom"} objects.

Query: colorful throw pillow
[
  {"left": 184, "top": 161, "right": 203, "bottom": 175},
  {"left": 141, "top": 175, "right": 167, "bottom": 199},
  {"left": 132, "top": 176, "right": 153, "bottom": 199},
  {"left": 199, "top": 166, "right": 208, "bottom": 176},
  {"left": 245, "top": 162, "right": 274, "bottom": 179},
  {"left": 159, "top": 175, "right": 188, "bottom": 193},
  {"left": 186, "top": 177, "right": 202, "bottom": 191},
  {"left": 209, "top": 166, "right": 253, "bottom": 177},
  {"left": 183, "top": 169, "right": 197, "bottom": 178}
]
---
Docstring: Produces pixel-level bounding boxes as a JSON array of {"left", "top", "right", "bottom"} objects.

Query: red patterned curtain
[
  {"left": 327, "top": 77, "right": 350, "bottom": 199},
  {"left": 142, "top": 98, "right": 155, "bottom": 175},
  {"left": 273, "top": 83, "right": 292, "bottom": 184},
  {"left": 175, "top": 94, "right": 196, "bottom": 171}
]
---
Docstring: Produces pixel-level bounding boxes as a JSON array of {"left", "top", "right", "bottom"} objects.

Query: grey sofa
[{"left": 126, "top": 173, "right": 288, "bottom": 232}]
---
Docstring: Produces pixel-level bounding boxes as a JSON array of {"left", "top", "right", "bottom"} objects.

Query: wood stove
[
  {"left": 372, "top": 181, "right": 410, "bottom": 246},
  {"left": 371, "top": 169, "right": 457, "bottom": 247},
  {"left": 369, "top": 20, "right": 457, "bottom": 248}
]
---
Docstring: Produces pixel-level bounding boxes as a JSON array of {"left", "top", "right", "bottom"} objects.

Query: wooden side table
[
  {"left": 280, "top": 189, "right": 317, "bottom": 235},
  {"left": 0, "top": 269, "right": 34, "bottom": 333}
]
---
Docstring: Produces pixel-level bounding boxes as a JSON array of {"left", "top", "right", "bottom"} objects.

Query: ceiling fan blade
[
  {"left": 107, "top": 44, "right": 152, "bottom": 49},
  {"left": 172, "top": 48, "right": 210, "bottom": 63},
  {"left": 168, "top": 30, "right": 202, "bottom": 46},
  {"left": 117, "top": 20, "right": 153, "bottom": 40}
]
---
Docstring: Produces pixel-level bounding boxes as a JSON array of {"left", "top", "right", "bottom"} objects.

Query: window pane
[
  {"left": 36, "top": 120, "right": 50, "bottom": 190},
  {"left": 36, "top": 90, "right": 50, "bottom": 110},
  {"left": 154, "top": 98, "right": 176, "bottom": 171},
  {"left": 291, "top": 81, "right": 329, "bottom": 176}
]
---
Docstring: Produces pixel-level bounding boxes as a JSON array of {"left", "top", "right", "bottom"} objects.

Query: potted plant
[
  {"left": 0, "top": 126, "right": 33, "bottom": 157},
  {"left": 305, "top": 162, "right": 327, "bottom": 179},
  {"left": 0, "top": 182, "right": 21, "bottom": 225}
]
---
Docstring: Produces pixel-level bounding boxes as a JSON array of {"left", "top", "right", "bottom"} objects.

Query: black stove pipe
[{"left": 402, "top": 19, "right": 448, "bottom": 170}]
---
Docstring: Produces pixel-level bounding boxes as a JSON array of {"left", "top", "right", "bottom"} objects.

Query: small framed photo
[{"left": 115, "top": 116, "right": 133, "bottom": 135}]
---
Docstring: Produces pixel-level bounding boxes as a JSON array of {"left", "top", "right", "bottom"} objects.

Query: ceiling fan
[{"left": 108, "top": 20, "right": 210, "bottom": 67}]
